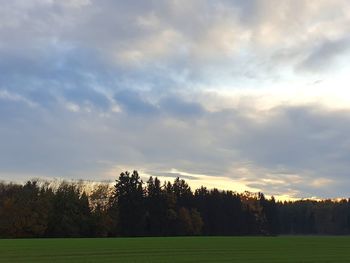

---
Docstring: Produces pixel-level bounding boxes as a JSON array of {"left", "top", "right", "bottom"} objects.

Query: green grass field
[{"left": 1, "top": 236, "right": 350, "bottom": 262}]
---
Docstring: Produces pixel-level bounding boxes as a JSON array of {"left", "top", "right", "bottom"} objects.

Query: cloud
[
  {"left": 1, "top": 0, "right": 350, "bottom": 87},
  {"left": 63, "top": 87, "right": 111, "bottom": 111},
  {"left": 159, "top": 95, "right": 205, "bottom": 118},
  {"left": 114, "top": 89, "right": 158, "bottom": 115},
  {"left": 297, "top": 37, "right": 350, "bottom": 72},
  {"left": 2, "top": 88, "right": 350, "bottom": 198},
  {"left": 1, "top": 0, "right": 350, "bottom": 199}
]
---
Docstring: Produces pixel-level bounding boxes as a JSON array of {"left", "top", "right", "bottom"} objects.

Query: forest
[{"left": 1, "top": 170, "right": 350, "bottom": 238}]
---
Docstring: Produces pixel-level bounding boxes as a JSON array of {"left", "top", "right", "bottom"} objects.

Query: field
[{"left": 1, "top": 236, "right": 350, "bottom": 262}]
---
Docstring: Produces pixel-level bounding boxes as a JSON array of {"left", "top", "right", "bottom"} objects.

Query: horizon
[
  {"left": 1, "top": 1, "right": 350, "bottom": 200},
  {"left": 0, "top": 171, "right": 345, "bottom": 202}
]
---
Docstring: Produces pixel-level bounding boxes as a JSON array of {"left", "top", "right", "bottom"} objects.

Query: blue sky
[{"left": 1, "top": 0, "right": 350, "bottom": 199}]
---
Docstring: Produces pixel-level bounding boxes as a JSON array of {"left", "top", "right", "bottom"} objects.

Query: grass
[{"left": 1, "top": 236, "right": 350, "bottom": 262}]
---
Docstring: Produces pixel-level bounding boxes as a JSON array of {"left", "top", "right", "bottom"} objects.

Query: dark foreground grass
[{"left": 1, "top": 236, "right": 350, "bottom": 263}]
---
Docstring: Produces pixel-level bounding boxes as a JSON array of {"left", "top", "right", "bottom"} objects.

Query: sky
[{"left": 1, "top": 0, "right": 350, "bottom": 199}]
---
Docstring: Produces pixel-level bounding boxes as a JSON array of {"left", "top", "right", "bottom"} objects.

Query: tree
[
  {"left": 0, "top": 181, "right": 52, "bottom": 238},
  {"left": 89, "top": 183, "right": 114, "bottom": 237},
  {"left": 46, "top": 182, "right": 92, "bottom": 237},
  {"left": 259, "top": 195, "right": 279, "bottom": 235},
  {"left": 145, "top": 176, "right": 167, "bottom": 236},
  {"left": 2, "top": 171, "right": 350, "bottom": 238},
  {"left": 112, "top": 171, "right": 146, "bottom": 236}
]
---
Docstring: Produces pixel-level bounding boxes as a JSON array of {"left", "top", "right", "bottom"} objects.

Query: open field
[{"left": 1, "top": 236, "right": 350, "bottom": 262}]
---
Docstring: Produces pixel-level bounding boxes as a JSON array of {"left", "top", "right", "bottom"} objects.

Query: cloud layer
[{"left": 1, "top": 0, "right": 350, "bottom": 199}]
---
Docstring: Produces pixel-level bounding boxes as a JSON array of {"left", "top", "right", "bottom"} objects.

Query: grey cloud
[
  {"left": 225, "top": 106, "right": 349, "bottom": 174},
  {"left": 2, "top": 91, "right": 350, "bottom": 198},
  {"left": 64, "top": 87, "right": 110, "bottom": 111},
  {"left": 297, "top": 37, "right": 350, "bottom": 73},
  {"left": 1, "top": 0, "right": 350, "bottom": 86},
  {"left": 0, "top": 97, "right": 35, "bottom": 122},
  {"left": 2, "top": 0, "right": 350, "bottom": 199},
  {"left": 114, "top": 89, "right": 205, "bottom": 118},
  {"left": 159, "top": 95, "right": 205, "bottom": 118},
  {"left": 0, "top": 43, "right": 116, "bottom": 110},
  {"left": 114, "top": 90, "right": 158, "bottom": 115}
]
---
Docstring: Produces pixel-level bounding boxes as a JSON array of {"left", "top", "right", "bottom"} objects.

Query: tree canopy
[{"left": 1, "top": 171, "right": 350, "bottom": 238}]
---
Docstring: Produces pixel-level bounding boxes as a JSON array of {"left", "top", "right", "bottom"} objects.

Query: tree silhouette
[
  {"left": 112, "top": 171, "right": 146, "bottom": 236},
  {"left": 1, "top": 171, "right": 350, "bottom": 238}
]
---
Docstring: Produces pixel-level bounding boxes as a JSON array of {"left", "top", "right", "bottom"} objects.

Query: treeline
[{"left": 1, "top": 170, "right": 350, "bottom": 238}]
